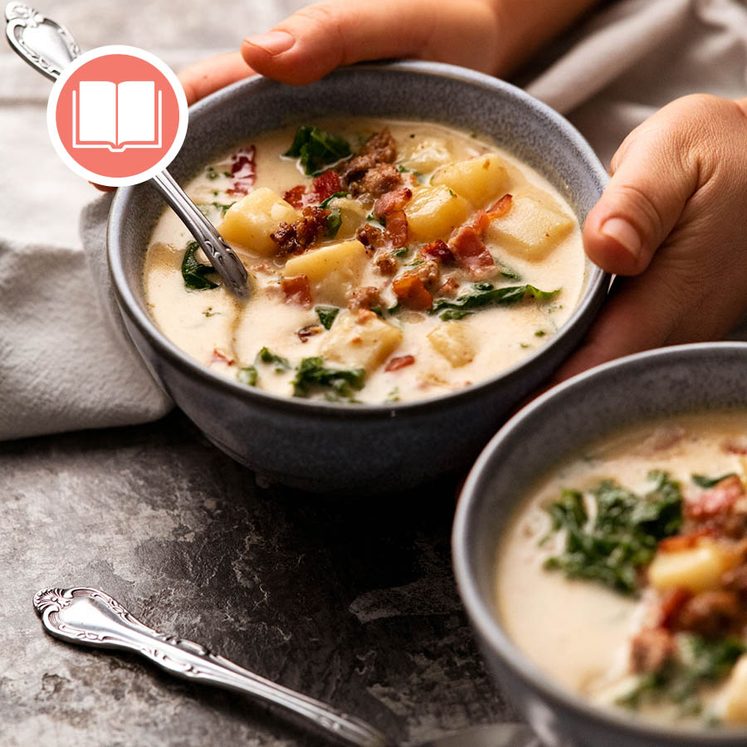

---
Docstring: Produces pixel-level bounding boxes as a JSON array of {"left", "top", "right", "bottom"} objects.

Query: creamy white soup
[
  {"left": 144, "top": 118, "right": 586, "bottom": 403},
  {"left": 497, "top": 411, "right": 747, "bottom": 728}
]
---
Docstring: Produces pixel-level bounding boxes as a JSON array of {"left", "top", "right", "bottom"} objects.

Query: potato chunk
[
  {"left": 400, "top": 137, "right": 452, "bottom": 173},
  {"left": 648, "top": 540, "right": 739, "bottom": 594},
  {"left": 219, "top": 187, "right": 299, "bottom": 255},
  {"left": 328, "top": 197, "right": 367, "bottom": 239},
  {"left": 486, "top": 193, "right": 573, "bottom": 260},
  {"left": 720, "top": 655, "right": 747, "bottom": 723},
  {"left": 427, "top": 322, "right": 475, "bottom": 367},
  {"left": 405, "top": 186, "right": 472, "bottom": 242},
  {"left": 283, "top": 239, "right": 368, "bottom": 306},
  {"left": 431, "top": 154, "right": 510, "bottom": 207},
  {"left": 321, "top": 311, "right": 403, "bottom": 373}
]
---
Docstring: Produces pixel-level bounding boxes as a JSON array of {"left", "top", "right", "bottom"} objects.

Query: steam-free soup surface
[
  {"left": 144, "top": 118, "right": 587, "bottom": 404},
  {"left": 497, "top": 411, "right": 747, "bottom": 728}
]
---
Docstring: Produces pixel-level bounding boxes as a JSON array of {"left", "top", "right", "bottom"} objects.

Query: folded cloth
[
  {"left": 0, "top": 228, "right": 171, "bottom": 441},
  {"left": 2, "top": 0, "right": 747, "bottom": 441}
]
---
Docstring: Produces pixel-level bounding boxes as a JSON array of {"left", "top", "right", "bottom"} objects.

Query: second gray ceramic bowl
[
  {"left": 454, "top": 342, "right": 747, "bottom": 747},
  {"left": 108, "top": 61, "right": 608, "bottom": 494}
]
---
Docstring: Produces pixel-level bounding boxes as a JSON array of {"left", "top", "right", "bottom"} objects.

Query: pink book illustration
[{"left": 72, "top": 80, "right": 163, "bottom": 152}]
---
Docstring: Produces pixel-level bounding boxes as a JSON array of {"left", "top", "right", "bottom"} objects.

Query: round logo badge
[{"left": 47, "top": 45, "right": 188, "bottom": 187}]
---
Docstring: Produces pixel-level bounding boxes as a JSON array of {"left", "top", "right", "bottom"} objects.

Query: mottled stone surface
[{"left": 0, "top": 414, "right": 514, "bottom": 746}]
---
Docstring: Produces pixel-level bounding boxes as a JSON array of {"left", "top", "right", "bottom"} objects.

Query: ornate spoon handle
[
  {"left": 4, "top": 2, "right": 249, "bottom": 298},
  {"left": 34, "top": 587, "right": 392, "bottom": 747}
]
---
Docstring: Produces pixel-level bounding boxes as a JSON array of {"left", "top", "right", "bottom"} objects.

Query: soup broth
[
  {"left": 144, "top": 118, "right": 587, "bottom": 404},
  {"left": 497, "top": 411, "right": 747, "bottom": 728}
]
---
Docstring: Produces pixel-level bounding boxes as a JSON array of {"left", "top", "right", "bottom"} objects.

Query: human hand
[
  {"left": 178, "top": 0, "right": 597, "bottom": 100},
  {"left": 555, "top": 94, "right": 747, "bottom": 381}
]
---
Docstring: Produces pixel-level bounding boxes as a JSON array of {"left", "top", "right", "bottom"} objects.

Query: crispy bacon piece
[
  {"left": 297, "top": 324, "right": 323, "bottom": 342},
  {"left": 311, "top": 170, "right": 342, "bottom": 202},
  {"left": 656, "top": 587, "right": 693, "bottom": 629},
  {"left": 723, "top": 437, "right": 747, "bottom": 455},
  {"left": 488, "top": 193, "right": 513, "bottom": 218},
  {"left": 658, "top": 530, "right": 713, "bottom": 553},
  {"left": 392, "top": 273, "right": 432, "bottom": 311},
  {"left": 372, "top": 188, "right": 412, "bottom": 248},
  {"left": 283, "top": 184, "right": 306, "bottom": 208},
  {"left": 210, "top": 348, "right": 235, "bottom": 366},
  {"left": 469, "top": 193, "right": 514, "bottom": 235},
  {"left": 449, "top": 225, "right": 495, "bottom": 277},
  {"left": 271, "top": 206, "right": 330, "bottom": 255},
  {"left": 630, "top": 627, "right": 675, "bottom": 674},
  {"left": 348, "top": 286, "right": 382, "bottom": 311},
  {"left": 385, "top": 355, "right": 416, "bottom": 372},
  {"left": 383, "top": 210, "right": 408, "bottom": 248},
  {"left": 227, "top": 146, "right": 256, "bottom": 195},
  {"left": 422, "top": 239, "right": 454, "bottom": 264},
  {"left": 281, "top": 275, "right": 312, "bottom": 307},
  {"left": 438, "top": 277, "right": 460, "bottom": 297},
  {"left": 686, "top": 475, "right": 745, "bottom": 521},
  {"left": 373, "top": 187, "right": 412, "bottom": 218}
]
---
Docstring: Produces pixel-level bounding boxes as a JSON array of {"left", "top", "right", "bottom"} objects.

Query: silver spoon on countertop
[
  {"left": 34, "top": 587, "right": 539, "bottom": 747},
  {"left": 5, "top": 2, "right": 249, "bottom": 298}
]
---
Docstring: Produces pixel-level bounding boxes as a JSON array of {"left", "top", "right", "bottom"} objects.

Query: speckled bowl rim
[
  {"left": 453, "top": 341, "right": 747, "bottom": 745},
  {"left": 108, "top": 60, "right": 609, "bottom": 418}
]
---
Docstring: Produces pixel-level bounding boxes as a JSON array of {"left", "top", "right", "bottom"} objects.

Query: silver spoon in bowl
[
  {"left": 34, "top": 587, "right": 538, "bottom": 747},
  {"left": 5, "top": 2, "right": 249, "bottom": 298}
]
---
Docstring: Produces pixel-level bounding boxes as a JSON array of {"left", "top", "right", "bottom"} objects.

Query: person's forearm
[{"left": 492, "top": 0, "right": 601, "bottom": 74}]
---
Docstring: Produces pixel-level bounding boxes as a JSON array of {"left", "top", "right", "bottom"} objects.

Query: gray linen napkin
[{"left": 2, "top": 0, "right": 747, "bottom": 441}]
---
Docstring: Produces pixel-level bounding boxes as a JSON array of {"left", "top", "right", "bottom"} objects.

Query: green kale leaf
[
  {"left": 284, "top": 126, "right": 352, "bottom": 176},
  {"left": 432, "top": 282, "right": 558, "bottom": 321},
  {"left": 692, "top": 473, "right": 738, "bottom": 488},
  {"left": 236, "top": 366, "right": 258, "bottom": 386},
  {"left": 292, "top": 357, "right": 365, "bottom": 401},
  {"left": 181, "top": 241, "right": 218, "bottom": 291},
  {"left": 315, "top": 306, "right": 340, "bottom": 330},
  {"left": 543, "top": 471, "right": 683, "bottom": 595},
  {"left": 257, "top": 347, "right": 291, "bottom": 372}
]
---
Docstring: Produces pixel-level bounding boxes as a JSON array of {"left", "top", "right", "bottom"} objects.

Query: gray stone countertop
[{"left": 0, "top": 413, "right": 513, "bottom": 746}]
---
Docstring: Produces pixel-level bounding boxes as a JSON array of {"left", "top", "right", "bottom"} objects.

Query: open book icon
[{"left": 72, "top": 80, "right": 163, "bottom": 152}]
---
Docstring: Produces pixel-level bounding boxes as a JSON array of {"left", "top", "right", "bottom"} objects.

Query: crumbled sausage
[
  {"left": 271, "top": 206, "right": 329, "bottom": 255},
  {"left": 348, "top": 286, "right": 382, "bottom": 311},
  {"left": 340, "top": 129, "right": 398, "bottom": 190},
  {"left": 412, "top": 259, "right": 440, "bottom": 287},
  {"left": 356, "top": 223, "right": 385, "bottom": 252},
  {"left": 673, "top": 590, "right": 742, "bottom": 638},
  {"left": 359, "top": 128, "right": 397, "bottom": 163},
  {"left": 351, "top": 163, "right": 402, "bottom": 198},
  {"left": 374, "top": 250, "right": 399, "bottom": 275},
  {"left": 630, "top": 627, "right": 675, "bottom": 674}
]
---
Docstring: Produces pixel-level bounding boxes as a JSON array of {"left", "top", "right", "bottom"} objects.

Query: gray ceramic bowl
[
  {"left": 108, "top": 61, "right": 609, "bottom": 494},
  {"left": 453, "top": 342, "right": 747, "bottom": 747}
]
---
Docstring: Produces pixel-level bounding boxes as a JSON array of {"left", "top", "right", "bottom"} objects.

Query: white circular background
[{"left": 46, "top": 44, "right": 189, "bottom": 188}]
